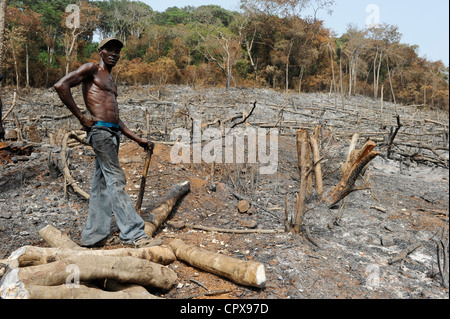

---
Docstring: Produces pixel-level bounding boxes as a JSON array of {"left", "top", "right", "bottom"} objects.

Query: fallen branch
[
  {"left": 435, "top": 238, "right": 449, "bottom": 288},
  {"left": 185, "top": 223, "right": 284, "bottom": 234},
  {"left": 169, "top": 239, "right": 266, "bottom": 289},
  {"left": 231, "top": 101, "right": 257, "bottom": 129},
  {"left": 388, "top": 242, "right": 422, "bottom": 265},
  {"left": 1, "top": 90, "right": 17, "bottom": 122},
  {"left": 61, "top": 131, "right": 90, "bottom": 199}
]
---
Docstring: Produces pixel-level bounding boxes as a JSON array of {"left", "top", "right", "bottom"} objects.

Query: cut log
[
  {"left": 6, "top": 245, "right": 176, "bottom": 268},
  {"left": 326, "top": 136, "right": 380, "bottom": 207},
  {"left": 0, "top": 255, "right": 177, "bottom": 298},
  {"left": 168, "top": 239, "right": 266, "bottom": 289},
  {"left": 102, "top": 278, "right": 161, "bottom": 299},
  {"left": 143, "top": 181, "right": 190, "bottom": 237},
  {"left": 38, "top": 225, "right": 83, "bottom": 250},
  {"left": 6, "top": 283, "right": 158, "bottom": 299}
]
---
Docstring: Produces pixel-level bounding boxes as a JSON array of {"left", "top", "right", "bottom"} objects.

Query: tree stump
[{"left": 326, "top": 136, "right": 380, "bottom": 207}]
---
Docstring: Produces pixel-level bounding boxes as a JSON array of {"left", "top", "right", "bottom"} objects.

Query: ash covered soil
[{"left": 0, "top": 85, "right": 448, "bottom": 299}]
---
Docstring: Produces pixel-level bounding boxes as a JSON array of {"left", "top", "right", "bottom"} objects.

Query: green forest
[{"left": 0, "top": 0, "right": 448, "bottom": 110}]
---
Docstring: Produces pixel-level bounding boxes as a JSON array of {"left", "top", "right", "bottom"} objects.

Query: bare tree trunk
[
  {"left": 0, "top": 91, "right": 4, "bottom": 140},
  {"left": 12, "top": 48, "right": 19, "bottom": 90},
  {"left": 25, "top": 42, "right": 30, "bottom": 88},
  {"left": 65, "top": 29, "right": 78, "bottom": 75},
  {"left": 293, "top": 129, "right": 311, "bottom": 233},
  {"left": 373, "top": 50, "right": 378, "bottom": 98},
  {"left": 386, "top": 62, "right": 396, "bottom": 104},
  {"left": 339, "top": 56, "right": 344, "bottom": 107},
  {"left": 329, "top": 47, "right": 336, "bottom": 95},
  {"left": 0, "top": 0, "right": 7, "bottom": 73},
  {"left": 375, "top": 51, "right": 383, "bottom": 98}
]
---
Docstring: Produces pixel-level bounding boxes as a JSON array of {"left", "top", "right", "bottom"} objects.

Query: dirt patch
[{"left": 0, "top": 85, "right": 448, "bottom": 299}]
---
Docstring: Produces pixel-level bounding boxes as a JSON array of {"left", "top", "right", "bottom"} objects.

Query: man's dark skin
[{"left": 54, "top": 41, "right": 152, "bottom": 150}]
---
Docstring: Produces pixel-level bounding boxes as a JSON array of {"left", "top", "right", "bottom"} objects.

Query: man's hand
[
  {"left": 138, "top": 139, "right": 154, "bottom": 153},
  {"left": 80, "top": 117, "right": 95, "bottom": 130}
]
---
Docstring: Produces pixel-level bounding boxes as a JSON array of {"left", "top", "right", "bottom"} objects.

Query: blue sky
[{"left": 142, "top": 0, "right": 449, "bottom": 66}]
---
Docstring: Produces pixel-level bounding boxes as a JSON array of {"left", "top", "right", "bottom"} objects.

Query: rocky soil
[{"left": 0, "top": 85, "right": 448, "bottom": 299}]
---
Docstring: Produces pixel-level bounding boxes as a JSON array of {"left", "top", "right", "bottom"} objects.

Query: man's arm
[
  {"left": 119, "top": 119, "right": 154, "bottom": 150},
  {"left": 53, "top": 63, "right": 98, "bottom": 129}
]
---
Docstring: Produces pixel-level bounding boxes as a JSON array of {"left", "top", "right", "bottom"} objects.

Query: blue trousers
[{"left": 81, "top": 127, "right": 146, "bottom": 246}]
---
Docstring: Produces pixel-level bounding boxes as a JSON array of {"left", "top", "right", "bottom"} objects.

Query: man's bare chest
[{"left": 92, "top": 71, "right": 118, "bottom": 97}]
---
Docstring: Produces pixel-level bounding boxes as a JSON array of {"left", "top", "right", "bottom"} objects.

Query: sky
[{"left": 141, "top": 0, "right": 449, "bottom": 66}]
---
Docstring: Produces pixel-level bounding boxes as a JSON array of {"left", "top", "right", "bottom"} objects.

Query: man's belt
[{"left": 93, "top": 121, "right": 120, "bottom": 131}]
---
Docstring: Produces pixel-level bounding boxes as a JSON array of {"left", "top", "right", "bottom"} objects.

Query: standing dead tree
[
  {"left": 289, "top": 127, "right": 380, "bottom": 236},
  {"left": 325, "top": 134, "right": 380, "bottom": 207}
]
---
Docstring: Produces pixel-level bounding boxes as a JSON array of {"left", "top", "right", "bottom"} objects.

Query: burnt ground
[{"left": 0, "top": 85, "right": 448, "bottom": 299}]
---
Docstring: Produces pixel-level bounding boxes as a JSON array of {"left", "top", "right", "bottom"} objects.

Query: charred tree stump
[
  {"left": 310, "top": 125, "right": 324, "bottom": 199},
  {"left": 325, "top": 134, "right": 380, "bottom": 207},
  {"left": 169, "top": 239, "right": 266, "bottom": 289},
  {"left": 293, "top": 129, "right": 312, "bottom": 233}
]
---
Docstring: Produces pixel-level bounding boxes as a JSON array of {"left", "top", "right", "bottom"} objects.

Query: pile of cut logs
[{"left": 0, "top": 181, "right": 266, "bottom": 299}]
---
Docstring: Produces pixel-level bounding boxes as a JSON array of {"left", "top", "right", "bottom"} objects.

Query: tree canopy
[{"left": 0, "top": 0, "right": 447, "bottom": 110}]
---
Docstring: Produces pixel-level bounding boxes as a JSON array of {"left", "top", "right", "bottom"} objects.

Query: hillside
[{"left": 0, "top": 85, "right": 448, "bottom": 299}]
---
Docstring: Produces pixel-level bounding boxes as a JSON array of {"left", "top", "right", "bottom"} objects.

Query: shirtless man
[{"left": 54, "top": 38, "right": 153, "bottom": 247}]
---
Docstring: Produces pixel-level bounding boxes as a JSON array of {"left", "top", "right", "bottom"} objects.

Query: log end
[
  {"left": 0, "top": 268, "right": 30, "bottom": 299},
  {"left": 255, "top": 264, "right": 266, "bottom": 288}
]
